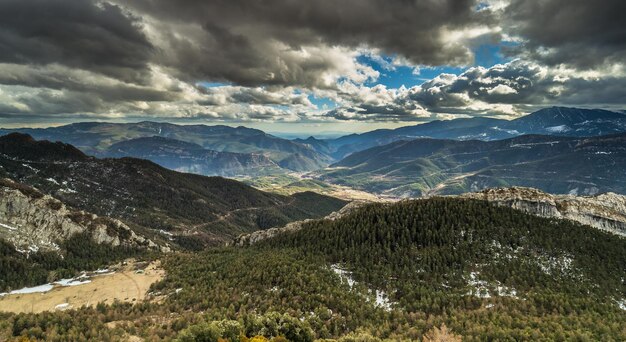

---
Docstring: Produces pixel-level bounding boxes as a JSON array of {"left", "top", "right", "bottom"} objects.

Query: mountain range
[
  {"left": 317, "top": 133, "right": 626, "bottom": 197},
  {"left": 1, "top": 107, "right": 625, "bottom": 182},
  {"left": 104, "top": 136, "right": 280, "bottom": 176},
  {"left": 0, "top": 121, "right": 333, "bottom": 175},
  {"left": 302, "top": 107, "right": 626, "bottom": 159},
  {"left": 0, "top": 133, "right": 346, "bottom": 249},
  {"left": 0, "top": 107, "right": 622, "bottom": 178}
]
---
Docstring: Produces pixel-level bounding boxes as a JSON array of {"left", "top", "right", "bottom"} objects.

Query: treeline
[{"left": 0, "top": 232, "right": 145, "bottom": 292}]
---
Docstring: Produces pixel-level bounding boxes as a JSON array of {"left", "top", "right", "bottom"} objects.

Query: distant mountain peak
[{"left": 519, "top": 106, "right": 624, "bottom": 122}]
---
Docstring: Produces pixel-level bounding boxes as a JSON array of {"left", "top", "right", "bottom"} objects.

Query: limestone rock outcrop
[
  {"left": 0, "top": 178, "right": 163, "bottom": 253},
  {"left": 461, "top": 187, "right": 626, "bottom": 236}
]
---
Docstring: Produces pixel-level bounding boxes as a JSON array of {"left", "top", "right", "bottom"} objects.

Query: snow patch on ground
[
  {"left": 5, "top": 284, "right": 54, "bottom": 295},
  {"left": 331, "top": 264, "right": 356, "bottom": 287},
  {"left": 46, "top": 178, "right": 59, "bottom": 185},
  {"left": 510, "top": 141, "right": 561, "bottom": 148},
  {"left": 545, "top": 125, "right": 570, "bottom": 133},
  {"left": 54, "top": 278, "right": 91, "bottom": 287},
  {"left": 21, "top": 164, "right": 39, "bottom": 172},
  {"left": 55, "top": 303, "right": 70, "bottom": 311},
  {"left": 496, "top": 285, "right": 518, "bottom": 298},
  {"left": 159, "top": 229, "right": 175, "bottom": 241},
  {"left": 0, "top": 222, "right": 17, "bottom": 231},
  {"left": 374, "top": 289, "right": 393, "bottom": 310},
  {"left": 490, "top": 240, "right": 524, "bottom": 261},
  {"left": 616, "top": 299, "right": 626, "bottom": 311},
  {"left": 466, "top": 271, "right": 519, "bottom": 299},
  {"left": 537, "top": 255, "right": 574, "bottom": 275},
  {"left": 491, "top": 126, "right": 520, "bottom": 135},
  {"left": 331, "top": 264, "right": 395, "bottom": 311},
  {"left": 467, "top": 272, "right": 491, "bottom": 298},
  {"left": 0, "top": 271, "right": 115, "bottom": 296}
]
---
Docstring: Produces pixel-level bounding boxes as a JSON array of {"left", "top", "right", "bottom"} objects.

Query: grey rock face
[
  {"left": 0, "top": 179, "right": 163, "bottom": 253},
  {"left": 461, "top": 187, "right": 626, "bottom": 236}
]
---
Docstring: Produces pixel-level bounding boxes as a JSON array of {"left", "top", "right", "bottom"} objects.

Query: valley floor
[{"left": 239, "top": 173, "right": 395, "bottom": 202}]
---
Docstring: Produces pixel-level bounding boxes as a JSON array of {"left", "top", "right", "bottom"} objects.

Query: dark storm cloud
[
  {"left": 195, "top": 84, "right": 312, "bottom": 107},
  {"left": 504, "top": 0, "right": 626, "bottom": 69},
  {"left": 120, "top": 0, "right": 492, "bottom": 87},
  {"left": 0, "top": 0, "right": 153, "bottom": 83},
  {"left": 0, "top": 0, "right": 624, "bottom": 122},
  {"left": 0, "top": 64, "right": 178, "bottom": 103},
  {"left": 325, "top": 102, "right": 429, "bottom": 122},
  {"left": 18, "top": 90, "right": 107, "bottom": 115},
  {"left": 129, "top": 0, "right": 483, "bottom": 60}
]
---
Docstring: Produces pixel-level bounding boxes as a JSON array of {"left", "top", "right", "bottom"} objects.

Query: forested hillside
[{"left": 3, "top": 198, "right": 622, "bottom": 341}]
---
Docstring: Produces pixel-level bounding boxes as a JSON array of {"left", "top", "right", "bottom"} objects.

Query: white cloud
[
  {"left": 487, "top": 84, "right": 518, "bottom": 95},
  {"left": 325, "top": 59, "right": 626, "bottom": 121}
]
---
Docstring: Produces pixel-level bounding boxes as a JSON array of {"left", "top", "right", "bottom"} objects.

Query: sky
[{"left": 0, "top": 0, "right": 624, "bottom": 134}]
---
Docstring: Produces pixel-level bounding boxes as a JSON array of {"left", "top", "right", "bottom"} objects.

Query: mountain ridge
[
  {"left": 319, "top": 107, "right": 626, "bottom": 159},
  {"left": 0, "top": 133, "right": 348, "bottom": 248},
  {"left": 318, "top": 132, "right": 626, "bottom": 197},
  {"left": 0, "top": 121, "right": 332, "bottom": 174},
  {"left": 459, "top": 187, "right": 626, "bottom": 236},
  {"left": 103, "top": 136, "right": 279, "bottom": 176},
  {"left": 0, "top": 178, "right": 162, "bottom": 252}
]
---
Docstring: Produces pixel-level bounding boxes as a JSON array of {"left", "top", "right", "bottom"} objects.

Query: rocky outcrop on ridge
[
  {"left": 461, "top": 187, "right": 626, "bottom": 236},
  {"left": 0, "top": 178, "right": 163, "bottom": 253}
]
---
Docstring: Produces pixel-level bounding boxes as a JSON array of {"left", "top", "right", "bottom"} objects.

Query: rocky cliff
[
  {"left": 0, "top": 178, "right": 163, "bottom": 253},
  {"left": 461, "top": 187, "right": 626, "bottom": 236}
]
